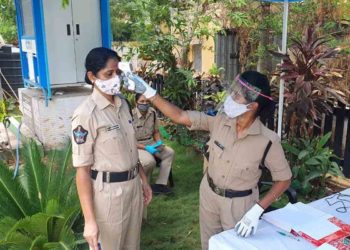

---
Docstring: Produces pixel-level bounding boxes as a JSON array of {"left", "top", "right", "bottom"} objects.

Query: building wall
[
  {"left": 188, "top": 36, "right": 215, "bottom": 74},
  {"left": 201, "top": 37, "right": 215, "bottom": 73}
]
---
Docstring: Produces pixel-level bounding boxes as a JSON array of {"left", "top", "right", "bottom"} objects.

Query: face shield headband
[{"left": 231, "top": 75, "right": 273, "bottom": 103}]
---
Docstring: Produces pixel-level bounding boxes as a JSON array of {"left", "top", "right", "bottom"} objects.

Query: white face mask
[
  {"left": 223, "top": 95, "right": 250, "bottom": 118},
  {"left": 94, "top": 75, "right": 121, "bottom": 95}
]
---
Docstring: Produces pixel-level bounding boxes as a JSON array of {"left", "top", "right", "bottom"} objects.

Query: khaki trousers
[
  {"left": 199, "top": 176, "right": 259, "bottom": 250},
  {"left": 138, "top": 146, "right": 174, "bottom": 185},
  {"left": 92, "top": 174, "right": 143, "bottom": 250},
  {"left": 138, "top": 146, "right": 174, "bottom": 220}
]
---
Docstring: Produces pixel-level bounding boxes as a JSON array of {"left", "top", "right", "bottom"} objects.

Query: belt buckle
[
  {"left": 106, "top": 172, "right": 111, "bottom": 183},
  {"left": 128, "top": 167, "right": 136, "bottom": 180},
  {"left": 214, "top": 186, "right": 221, "bottom": 195},
  {"left": 131, "top": 166, "right": 138, "bottom": 179}
]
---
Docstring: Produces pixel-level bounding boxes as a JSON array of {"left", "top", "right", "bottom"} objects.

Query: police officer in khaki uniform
[
  {"left": 72, "top": 47, "right": 152, "bottom": 250},
  {"left": 133, "top": 93, "right": 174, "bottom": 195},
  {"left": 123, "top": 70, "right": 292, "bottom": 250}
]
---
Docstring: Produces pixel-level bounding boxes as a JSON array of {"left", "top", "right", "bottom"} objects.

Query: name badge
[{"left": 106, "top": 124, "right": 120, "bottom": 132}]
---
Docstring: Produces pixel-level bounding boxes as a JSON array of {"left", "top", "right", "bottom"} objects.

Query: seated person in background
[{"left": 132, "top": 93, "right": 175, "bottom": 195}]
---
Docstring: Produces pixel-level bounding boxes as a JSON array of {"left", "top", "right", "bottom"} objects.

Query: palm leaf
[
  {"left": 0, "top": 217, "right": 17, "bottom": 239},
  {"left": 6, "top": 213, "right": 50, "bottom": 237},
  {"left": 47, "top": 214, "right": 65, "bottom": 243},
  {"left": 30, "top": 235, "right": 48, "bottom": 250},
  {"left": 62, "top": 206, "right": 81, "bottom": 232},
  {"left": 48, "top": 142, "right": 74, "bottom": 207},
  {"left": 1, "top": 231, "right": 32, "bottom": 248},
  {"left": 44, "top": 226, "right": 77, "bottom": 250},
  {"left": 47, "top": 150, "right": 57, "bottom": 187},
  {"left": 21, "top": 141, "right": 49, "bottom": 211},
  {"left": 0, "top": 162, "right": 33, "bottom": 218},
  {"left": 45, "top": 199, "right": 60, "bottom": 216}
]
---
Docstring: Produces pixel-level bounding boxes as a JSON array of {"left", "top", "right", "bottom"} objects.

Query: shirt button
[
  {"left": 222, "top": 175, "right": 225, "bottom": 178},
  {"left": 226, "top": 160, "right": 230, "bottom": 163}
]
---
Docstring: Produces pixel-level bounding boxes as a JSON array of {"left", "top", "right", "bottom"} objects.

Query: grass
[{"left": 141, "top": 140, "right": 203, "bottom": 250}]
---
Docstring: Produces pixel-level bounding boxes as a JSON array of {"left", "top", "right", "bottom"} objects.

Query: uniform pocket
[
  {"left": 93, "top": 184, "right": 111, "bottom": 223},
  {"left": 237, "top": 164, "right": 261, "bottom": 182},
  {"left": 107, "top": 185, "right": 123, "bottom": 224},
  {"left": 98, "top": 129, "right": 123, "bottom": 155},
  {"left": 93, "top": 184, "right": 123, "bottom": 224},
  {"left": 210, "top": 139, "right": 224, "bottom": 159}
]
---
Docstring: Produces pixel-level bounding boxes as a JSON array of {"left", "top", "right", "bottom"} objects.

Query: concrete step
[
  {"left": 0, "top": 67, "right": 22, "bottom": 76},
  {"left": 1, "top": 82, "right": 24, "bottom": 97},
  {"left": 0, "top": 53, "right": 20, "bottom": 60},
  {"left": 0, "top": 59, "right": 21, "bottom": 68},
  {"left": 0, "top": 75, "right": 23, "bottom": 84}
]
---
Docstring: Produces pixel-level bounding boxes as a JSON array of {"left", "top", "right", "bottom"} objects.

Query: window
[
  {"left": 215, "top": 30, "right": 239, "bottom": 82},
  {"left": 20, "top": 0, "right": 34, "bottom": 36},
  {"left": 192, "top": 44, "right": 202, "bottom": 73}
]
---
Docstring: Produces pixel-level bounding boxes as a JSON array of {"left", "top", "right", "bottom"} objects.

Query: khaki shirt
[
  {"left": 187, "top": 111, "right": 292, "bottom": 190},
  {"left": 71, "top": 89, "right": 138, "bottom": 172},
  {"left": 132, "top": 107, "right": 159, "bottom": 145}
]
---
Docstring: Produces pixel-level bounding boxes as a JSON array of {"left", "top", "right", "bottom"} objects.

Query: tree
[
  {"left": 0, "top": 0, "right": 17, "bottom": 44},
  {"left": 257, "top": 2, "right": 273, "bottom": 74},
  {"left": 110, "top": 0, "right": 221, "bottom": 70}
]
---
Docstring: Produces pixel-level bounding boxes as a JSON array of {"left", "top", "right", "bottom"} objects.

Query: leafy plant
[
  {"left": 61, "top": 0, "right": 70, "bottom": 8},
  {"left": 0, "top": 140, "right": 85, "bottom": 249},
  {"left": 162, "top": 68, "right": 198, "bottom": 110},
  {"left": 110, "top": 0, "right": 222, "bottom": 70},
  {"left": 208, "top": 64, "right": 225, "bottom": 78},
  {"left": 271, "top": 26, "right": 346, "bottom": 138},
  {"left": 0, "top": 0, "right": 17, "bottom": 44},
  {"left": 282, "top": 132, "right": 343, "bottom": 199},
  {"left": 0, "top": 100, "right": 6, "bottom": 123},
  {"left": 0, "top": 97, "right": 18, "bottom": 122},
  {"left": 203, "top": 91, "right": 227, "bottom": 105},
  {"left": 164, "top": 120, "right": 207, "bottom": 154}
]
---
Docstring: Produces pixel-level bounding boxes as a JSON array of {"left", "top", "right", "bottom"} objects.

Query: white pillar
[{"left": 277, "top": 0, "right": 289, "bottom": 137}]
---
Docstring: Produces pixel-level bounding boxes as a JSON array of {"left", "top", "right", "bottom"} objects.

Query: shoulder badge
[{"left": 73, "top": 125, "right": 88, "bottom": 144}]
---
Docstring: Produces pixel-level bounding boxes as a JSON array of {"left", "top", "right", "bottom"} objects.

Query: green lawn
[{"left": 141, "top": 140, "right": 204, "bottom": 250}]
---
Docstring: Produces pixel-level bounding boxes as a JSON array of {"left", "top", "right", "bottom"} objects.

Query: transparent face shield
[{"left": 217, "top": 75, "right": 273, "bottom": 114}]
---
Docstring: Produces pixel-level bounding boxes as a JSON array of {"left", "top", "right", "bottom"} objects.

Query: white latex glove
[
  {"left": 125, "top": 73, "right": 156, "bottom": 99},
  {"left": 118, "top": 61, "right": 133, "bottom": 74},
  {"left": 234, "top": 203, "right": 264, "bottom": 237},
  {"left": 118, "top": 61, "right": 156, "bottom": 98}
]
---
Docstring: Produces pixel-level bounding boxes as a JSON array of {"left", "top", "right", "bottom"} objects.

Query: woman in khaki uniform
[
  {"left": 133, "top": 93, "right": 174, "bottom": 195},
  {"left": 124, "top": 70, "right": 292, "bottom": 250},
  {"left": 72, "top": 47, "right": 152, "bottom": 250}
]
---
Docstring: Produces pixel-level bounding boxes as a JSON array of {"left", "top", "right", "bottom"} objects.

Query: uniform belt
[
  {"left": 91, "top": 165, "right": 139, "bottom": 183},
  {"left": 207, "top": 174, "right": 252, "bottom": 198}
]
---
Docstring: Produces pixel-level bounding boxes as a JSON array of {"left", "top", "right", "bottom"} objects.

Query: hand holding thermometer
[
  {"left": 119, "top": 62, "right": 135, "bottom": 91},
  {"left": 118, "top": 61, "right": 133, "bottom": 74}
]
